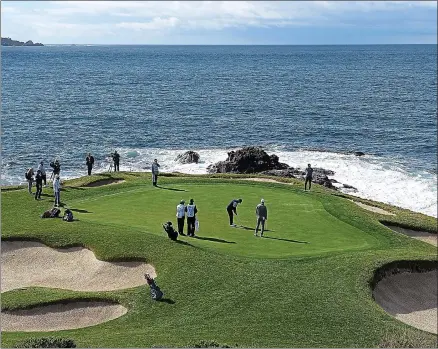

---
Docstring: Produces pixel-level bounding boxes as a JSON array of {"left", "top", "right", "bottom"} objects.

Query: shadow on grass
[
  {"left": 64, "top": 186, "right": 85, "bottom": 190},
  {"left": 70, "top": 208, "right": 92, "bottom": 214},
  {"left": 156, "top": 185, "right": 186, "bottom": 192},
  {"left": 175, "top": 240, "right": 194, "bottom": 247},
  {"left": 158, "top": 298, "right": 175, "bottom": 304},
  {"left": 194, "top": 236, "right": 236, "bottom": 244},
  {"left": 237, "top": 225, "right": 274, "bottom": 232},
  {"left": 263, "top": 236, "right": 308, "bottom": 244}
]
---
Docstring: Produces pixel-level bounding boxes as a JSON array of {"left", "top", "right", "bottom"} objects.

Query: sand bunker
[
  {"left": 1, "top": 301, "right": 127, "bottom": 332},
  {"left": 1, "top": 240, "right": 155, "bottom": 292},
  {"left": 239, "top": 178, "right": 293, "bottom": 185},
  {"left": 84, "top": 179, "right": 125, "bottom": 187},
  {"left": 351, "top": 200, "right": 395, "bottom": 216},
  {"left": 384, "top": 225, "right": 437, "bottom": 246},
  {"left": 373, "top": 270, "right": 438, "bottom": 334}
]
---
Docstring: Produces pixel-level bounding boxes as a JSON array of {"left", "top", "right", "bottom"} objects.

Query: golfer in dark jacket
[
  {"left": 227, "top": 198, "right": 242, "bottom": 226},
  {"left": 86, "top": 153, "right": 95, "bottom": 175},
  {"left": 255, "top": 199, "right": 268, "bottom": 237}
]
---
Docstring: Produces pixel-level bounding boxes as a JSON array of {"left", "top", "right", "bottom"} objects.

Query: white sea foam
[{"left": 8, "top": 147, "right": 437, "bottom": 218}]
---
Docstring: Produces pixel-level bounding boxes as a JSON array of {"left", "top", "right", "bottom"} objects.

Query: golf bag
[
  {"left": 41, "top": 207, "right": 61, "bottom": 219},
  {"left": 163, "top": 221, "right": 178, "bottom": 241},
  {"left": 149, "top": 281, "right": 163, "bottom": 300},
  {"left": 63, "top": 209, "right": 74, "bottom": 222}
]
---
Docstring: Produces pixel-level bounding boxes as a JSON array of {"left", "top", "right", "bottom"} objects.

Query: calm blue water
[{"left": 1, "top": 45, "right": 437, "bottom": 216}]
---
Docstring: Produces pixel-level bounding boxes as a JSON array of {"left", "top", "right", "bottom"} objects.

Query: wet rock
[
  {"left": 354, "top": 151, "right": 365, "bottom": 156},
  {"left": 207, "top": 147, "right": 288, "bottom": 174},
  {"left": 176, "top": 151, "right": 200, "bottom": 164}
]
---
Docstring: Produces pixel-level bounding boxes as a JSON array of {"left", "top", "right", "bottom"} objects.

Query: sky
[{"left": 1, "top": 1, "right": 437, "bottom": 45}]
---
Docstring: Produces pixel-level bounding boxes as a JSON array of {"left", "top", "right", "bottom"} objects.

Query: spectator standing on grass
[
  {"left": 50, "top": 160, "right": 61, "bottom": 180},
  {"left": 255, "top": 199, "right": 268, "bottom": 237},
  {"left": 53, "top": 174, "right": 61, "bottom": 207},
  {"left": 226, "top": 198, "right": 242, "bottom": 227},
  {"left": 186, "top": 198, "right": 198, "bottom": 237},
  {"left": 112, "top": 151, "right": 120, "bottom": 172},
  {"left": 34, "top": 170, "right": 43, "bottom": 200},
  {"left": 37, "top": 161, "right": 47, "bottom": 186},
  {"left": 151, "top": 159, "right": 160, "bottom": 186},
  {"left": 86, "top": 153, "right": 95, "bottom": 176},
  {"left": 25, "top": 168, "right": 34, "bottom": 194},
  {"left": 304, "top": 163, "right": 313, "bottom": 191},
  {"left": 176, "top": 200, "right": 186, "bottom": 235}
]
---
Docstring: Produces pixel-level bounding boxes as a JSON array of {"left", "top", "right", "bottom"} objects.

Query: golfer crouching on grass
[{"left": 255, "top": 199, "right": 268, "bottom": 237}]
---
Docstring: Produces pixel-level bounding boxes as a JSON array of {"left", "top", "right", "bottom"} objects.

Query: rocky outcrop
[
  {"left": 354, "top": 151, "right": 365, "bottom": 156},
  {"left": 1, "top": 37, "right": 44, "bottom": 46},
  {"left": 175, "top": 151, "right": 200, "bottom": 164},
  {"left": 207, "top": 147, "right": 288, "bottom": 174}
]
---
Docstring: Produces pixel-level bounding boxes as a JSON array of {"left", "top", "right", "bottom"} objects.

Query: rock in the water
[
  {"left": 176, "top": 151, "right": 200, "bottom": 164},
  {"left": 343, "top": 183, "right": 358, "bottom": 191},
  {"left": 354, "top": 151, "right": 365, "bottom": 156},
  {"left": 207, "top": 147, "right": 288, "bottom": 174}
]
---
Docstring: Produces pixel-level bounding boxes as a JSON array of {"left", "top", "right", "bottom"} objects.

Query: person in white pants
[
  {"left": 176, "top": 200, "right": 186, "bottom": 235},
  {"left": 53, "top": 175, "right": 61, "bottom": 207}
]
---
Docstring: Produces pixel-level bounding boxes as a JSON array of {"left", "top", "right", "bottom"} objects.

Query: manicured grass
[{"left": 1, "top": 173, "right": 437, "bottom": 348}]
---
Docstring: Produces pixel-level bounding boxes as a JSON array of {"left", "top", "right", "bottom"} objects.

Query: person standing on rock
[
  {"left": 176, "top": 200, "right": 186, "bottom": 236},
  {"left": 305, "top": 163, "right": 313, "bottom": 191},
  {"left": 186, "top": 198, "right": 198, "bottom": 237},
  {"left": 151, "top": 159, "right": 160, "bottom": 186},
  {"left": 226, "top": 198, "right": 242, "bottom": 227},
  {"left": 86, "top": 153, "right": 95, "bottom": 176},
  {"left": 255, "top": 199, "right": 268, "bottom": 237},
  {"left": 37, "top": 161, "right": 47, "bottom": 186},
  {"left": 34, "top": 170, "right": 43, "bottom": 200}
]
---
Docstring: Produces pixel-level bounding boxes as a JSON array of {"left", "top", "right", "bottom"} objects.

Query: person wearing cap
[
  {"left": 185, "top": 198, "right": 198, "bottom": 237},
  {"left": 176, "top": 200, "right": 186, "bottom": 236},
  {"left": 37, "top": 161, "right": 47, "bottom": 186},
  {"left": 86, "top": 153, "right": 95, "bottom": 176},
  {"left": 151, "top": 159, "right": 160, "bottom": 186},
  {"left": 53, "top": 174, "right": 61, "bottom": 207},
  {"left": 255, "top": 199, "right": 268, "bottom": 237},
  {"left": 226, "top": 198, "right": 242, "bottom": 227}
]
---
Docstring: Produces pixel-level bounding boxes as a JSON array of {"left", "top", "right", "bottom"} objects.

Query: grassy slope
[{"left": 1, "top": 173, "right": 437, "bottom": 348}]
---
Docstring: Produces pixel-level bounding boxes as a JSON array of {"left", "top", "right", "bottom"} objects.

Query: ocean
[{"left": 1, "top": 45, "right": 437, "bottom": 217}]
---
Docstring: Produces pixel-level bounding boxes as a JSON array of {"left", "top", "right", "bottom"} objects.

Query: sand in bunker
[
  {"left": 385, "top": 225, "right": 437, "bottom": 246},
  {"left": 2, "top": 301, "right": 127, "bottom": 332},
  {"left": 373, "top": 271, "right": 438, "bottom": 334},
  {"left": 351, "top": 200, "right": 395, "bottom": 216},
  {"left": 1, "top": 240, "right": 155, "bottom": 292}
]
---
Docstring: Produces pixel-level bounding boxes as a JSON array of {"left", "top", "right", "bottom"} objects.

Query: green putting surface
[
  {"left": 69, "top": 183, "right": 379, "bottom": 258},
  {"left": 1, "top": 174, "right": 436, "bottom": 348}
]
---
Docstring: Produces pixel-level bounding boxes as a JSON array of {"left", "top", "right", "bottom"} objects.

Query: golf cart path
[
  {"left": 2, "top": 301, "right": 127, "bottom": 332},
  {"left": 373, "top": 270, "right": 437, "bottom": 334},
  {"left": 1, "top": 240, "right": 155, "bottom": 292}
]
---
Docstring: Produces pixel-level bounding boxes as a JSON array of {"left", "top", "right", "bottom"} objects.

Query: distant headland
[{"left": 1, "top": 37, "right": 44, "bottom": 46}]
